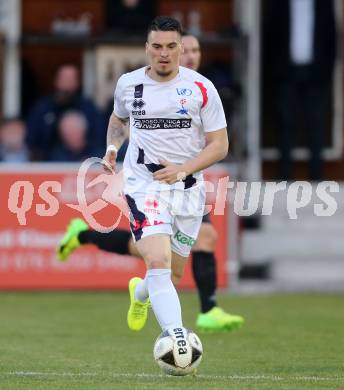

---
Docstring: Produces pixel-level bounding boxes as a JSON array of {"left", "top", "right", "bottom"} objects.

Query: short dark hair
[{"left": 147, "top": 16, "right": 182, "bottom": 37}]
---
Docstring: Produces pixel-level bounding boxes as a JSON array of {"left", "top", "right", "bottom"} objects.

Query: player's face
[
  {"left": 146, "top": 30, "right": 182, "bottom": 80},
  {"left": 180, "top": 35, "right": 201, "bottom": 71}
]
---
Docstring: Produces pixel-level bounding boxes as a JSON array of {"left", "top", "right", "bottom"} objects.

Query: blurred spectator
[
  {"left": 181, "top": 34, "right": 201, "bottom": 70},
  {"left": 27, "top": 64, "right": 105, "bottom": 161},
  {"left": 265, "top": 0, "right": 336, "bottom": 180},
  {"left": 105, "top": 0, "right": 156, "bottom": 34},
  {"left": 0, "top": 118, "right": 30, "bottom": 163},
  {"left": 49, "top": 111, "right": 101, "bottom": 162}
]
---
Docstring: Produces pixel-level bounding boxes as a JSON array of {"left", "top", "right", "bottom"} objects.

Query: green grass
[{"left": 0, "top": 292, "right": 343, "bottom": 389}]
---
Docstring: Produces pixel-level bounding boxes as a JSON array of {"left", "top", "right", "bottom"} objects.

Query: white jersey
[{"left": 113, "top": 66, "right": 227, "bottom": 188}]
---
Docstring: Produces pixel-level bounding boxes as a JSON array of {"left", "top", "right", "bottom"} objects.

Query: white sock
[
  {"left": 147, "top": 268, "right": 183, "bottom": 331},
  {"left": 135, "top": 276, "right": 149, "bottom": 303}
]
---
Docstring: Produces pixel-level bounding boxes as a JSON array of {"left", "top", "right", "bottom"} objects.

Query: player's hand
[
  {"left": 102, "top": 147, "right": 117, "bottom": 173},
  {"left": 153, "top": 159, "right": 187, "bottom": 184}
]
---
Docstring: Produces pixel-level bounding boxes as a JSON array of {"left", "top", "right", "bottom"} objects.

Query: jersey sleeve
[
  {"left": 113, "top": 75, "right": 129, "bottom": 119},
  {"left": 199, "top": 81, "right": 227, "bottom": 133}
]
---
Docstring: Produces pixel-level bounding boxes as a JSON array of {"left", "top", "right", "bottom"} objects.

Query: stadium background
[
  {"left": 1, "top": 0, "right": 343, "bottom": 291},
  {"left": 0, "top": 1, "right": 343, "bottom": 388}
]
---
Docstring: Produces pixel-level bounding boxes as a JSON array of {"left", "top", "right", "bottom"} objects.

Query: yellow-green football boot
[
  {"left": 57, "top": 218, "right": 88, "bottom": 261},
  {"left": 196, "top": 307, "right": 244, "bottom": 332},
  {"left": 127, "top": 277, "right": 149, "bottom": 331}
]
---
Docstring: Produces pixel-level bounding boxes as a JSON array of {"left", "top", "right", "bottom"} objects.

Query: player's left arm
[
  {"left": 154, "top": 128, "right": 228, "bottom": 184},
  {"left": 182, "top": 128, "right": 228, "bottom": 173}
]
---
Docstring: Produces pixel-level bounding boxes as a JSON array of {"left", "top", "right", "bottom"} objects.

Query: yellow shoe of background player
[
  {"left": 127, "top": 277, "right": 149, "bottom": 331},
  {"left": 196, "top": 307, "right": 244, "bottom": 332},
  {"left": 57, "top": 218, "right": 88, "bottom": 261}
]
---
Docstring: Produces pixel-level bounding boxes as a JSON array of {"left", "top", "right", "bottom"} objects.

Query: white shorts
[{"left": 125, "top": 181, "right": 205, "bottom": 257}]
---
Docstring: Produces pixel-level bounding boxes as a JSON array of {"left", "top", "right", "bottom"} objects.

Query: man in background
[
  {"left": 264, "top": 0, "right": 336, "bottom": 180},
  {"left": 0, "top": 118, "right": 30, "bottom": 163},
  {"left": 27, "top": 64, "right": 105, "bottom": 161},
  {"left": 49, "top": 111, "right": 102, "bottom": 162}
]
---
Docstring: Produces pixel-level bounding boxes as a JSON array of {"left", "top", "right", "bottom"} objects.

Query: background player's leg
[
  {"left": 57, "top": 218, "right": 141, "bottom": 261},
  {"left": 79, "top": 229, "right": 141, "bottom": 257},
  {"left": 135, "top": 234, "right": 183, "bottom": 330},
  {"left": 79, "top": 229, "right": 132, "bottom": 254},
  {"left": 192, "top": 222, "right": 244, "bottom": 331},
  {"left": 191, "top": 222, "right": 218, "bottom": 313}
]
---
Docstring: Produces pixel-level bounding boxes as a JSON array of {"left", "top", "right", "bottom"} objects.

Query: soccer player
[{"left": 58, "top": 26, "right": 244, "bottom": 332}]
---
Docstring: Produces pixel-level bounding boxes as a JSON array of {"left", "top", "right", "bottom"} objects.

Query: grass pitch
[{"left": 0, "top": 292, "right": 343, "bottom": 389}]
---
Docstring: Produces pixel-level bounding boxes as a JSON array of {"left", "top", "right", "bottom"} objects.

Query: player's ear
[{"left": 145, "top": 42, "right": 149, "bottom": 54}]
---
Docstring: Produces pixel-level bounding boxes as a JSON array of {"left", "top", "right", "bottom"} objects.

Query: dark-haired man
[
  {"left": 27, "top": 64, "right": 105, "bottom": 161},
  {"left": 58, "top": 19, "right": 243, "bottom": 332}
]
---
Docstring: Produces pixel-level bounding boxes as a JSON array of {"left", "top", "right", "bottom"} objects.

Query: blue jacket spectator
[
  {"left": 49, "top": 110, "right": 102, "bottom": 162},
  {"left": 27, "top": 64, "right": 105, "bottom": 161}
]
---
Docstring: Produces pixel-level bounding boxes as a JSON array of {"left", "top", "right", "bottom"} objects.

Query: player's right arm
[
  {"left": 102, "top": 113, "right": 128, "bottom": 172},
  {"left": 103, "top": 74, "right": 129, "bottom": 172}
]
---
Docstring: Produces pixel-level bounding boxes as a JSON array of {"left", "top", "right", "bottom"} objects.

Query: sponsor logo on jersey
[
  {"left": 144, "top": 199, "right": 160, "bottom": 215},
  {"left": 176, "top": 88, "right": 192, "bottom": 96},
  {"left": 132, "top": 110, "right": 146, "bottom": 115},
  {"left": 144, "top": 199, "right": 159, "bottom": 208},
  {"left": 174, "top": 230, "right": 196, "bottom": 247},
  {"left": 132, "top": 99, "right": 145, "bottom": 109},
  {"left": 132, "top": 218, "right": 164, "bottom": 231},
  {"left": 134, "top": 118, "right": 192, "bottom": 130},
  {"left": 176, "top": 99, "right": 188, "bottom": 115},
  {"left": 132, "top": 99, "right": 146, "bottom": 115},
  {"left": 134, "top": 84, "right": 144, "bottom": 98}
]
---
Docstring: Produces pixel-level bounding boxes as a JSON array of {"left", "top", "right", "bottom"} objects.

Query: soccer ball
[{"left": 153, "top": 327, "right": 203, "bottom": 376}]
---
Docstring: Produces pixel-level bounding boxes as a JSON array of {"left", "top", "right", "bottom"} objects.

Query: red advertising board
[{"left": 0, "top": 163, "right": 231, "bottom": 290}]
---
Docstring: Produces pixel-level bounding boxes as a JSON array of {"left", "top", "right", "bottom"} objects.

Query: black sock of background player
[
  {"left": 192, "top": 251, "right": 217, "bottom": 313},
  {"left": 78, "top": 229, "right": 131, "bottom": 255}
]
